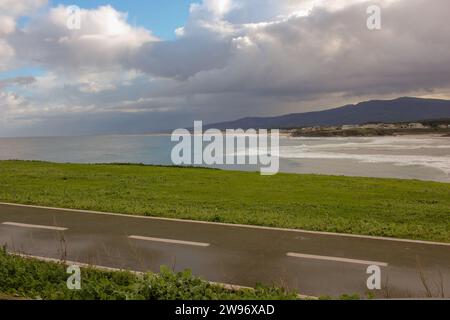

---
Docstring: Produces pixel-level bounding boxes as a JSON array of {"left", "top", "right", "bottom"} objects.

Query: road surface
[{"left": 0, "top": 202, "right": 449, "bottom": 298}]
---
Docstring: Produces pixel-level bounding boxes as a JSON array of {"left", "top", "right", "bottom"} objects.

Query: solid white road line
[
  {"left": 287, "top": 252, "right": 388, "bottom": 267},
  {"left": 2, "top": 222, "right": 67, "bottom": 231},
  {"left": 129, "top": 235, "right": 210, "bottom": 247}
]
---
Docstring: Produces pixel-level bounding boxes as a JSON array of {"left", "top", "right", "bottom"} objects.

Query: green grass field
[{"left": 0, "top": 160, "right": 449, "bottom": 242}]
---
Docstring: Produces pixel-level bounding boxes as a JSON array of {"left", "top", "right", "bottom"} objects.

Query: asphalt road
[{"left": 0, "top": 202, "right": 449, "bottom": 298}]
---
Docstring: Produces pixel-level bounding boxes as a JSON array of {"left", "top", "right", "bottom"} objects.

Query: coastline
[{"left": 288, "top": 128, "right": 450, "bottom": 138}]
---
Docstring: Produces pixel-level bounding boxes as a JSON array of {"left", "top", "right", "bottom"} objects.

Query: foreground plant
[{"left": 0, "top": 249, "right": 298, "bottom": 300}]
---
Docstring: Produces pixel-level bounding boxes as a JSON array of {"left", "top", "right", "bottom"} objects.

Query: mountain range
[{"left": 205, "top": 97, "right": 450, "bottom": 130}]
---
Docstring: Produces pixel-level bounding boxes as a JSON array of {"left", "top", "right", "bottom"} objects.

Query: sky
[{"left": 1, "top": 0, "right": 450, "bottom": 137}]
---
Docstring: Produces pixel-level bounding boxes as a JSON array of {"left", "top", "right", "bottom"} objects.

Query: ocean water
[{"left": 0, "top": 134, "right": 449, "bottom": 183}]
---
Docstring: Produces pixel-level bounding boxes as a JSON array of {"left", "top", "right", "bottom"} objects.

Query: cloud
[
  {"left": 0, "top": 0, "right": 47, "bottom": 17},
  {"left": 0, "top": 39, "right": 15, "bottom": 70},
  {"left": 1, "top": 0, "right": 450, "bottom": 136},
  {"left": 0, "top": 0, "right": 49, "bottom": 69},
  {"left": 9, "top": 5, "right": 156, "bottom": 71},
  {"left": 0, "top": 15, "right": 16, "bottom": 35},
  {"left": 142, "top": 0, "right": 450, "bottom": 98}
]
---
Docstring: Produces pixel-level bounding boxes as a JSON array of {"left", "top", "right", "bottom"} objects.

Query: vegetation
[
  {"left": 0, "top": 161, "right": 449, "bottom": 242},
  {"left": 292, "top": 127, "right": 450, "bottom": 137},
  {"left": 0, "top": 249, "right": 297, "bottom": 300}
]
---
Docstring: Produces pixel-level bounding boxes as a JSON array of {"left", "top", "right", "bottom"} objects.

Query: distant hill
[{"left": 205, "top": 97, "right": 450, "bottom": 130}]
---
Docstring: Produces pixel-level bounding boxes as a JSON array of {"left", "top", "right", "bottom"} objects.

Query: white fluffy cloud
[
  {"left": 0, "top": 0, "right": 47, "bottom": 69},
  {"left": 1, "top": 0, "right": 450, "bottom": 136},
  {"left": 10, "top": 5, "right": 156, "bottom": 71}
]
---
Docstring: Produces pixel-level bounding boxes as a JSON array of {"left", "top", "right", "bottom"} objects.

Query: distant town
[{"left": 289, "top": 119, "right": 450, "bottom": 137}]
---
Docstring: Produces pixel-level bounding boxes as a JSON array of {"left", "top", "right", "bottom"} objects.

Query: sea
[{"left": 0, "top": 134, "right": 449, "bottom": 183}]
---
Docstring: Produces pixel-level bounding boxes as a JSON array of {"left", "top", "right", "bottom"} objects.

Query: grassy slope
[
  {"left": 0, "top": 250, "right": 296, "bottom": 300},
  {"left": 0, "top": 160, "right": 449, "bottom": 242}
]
